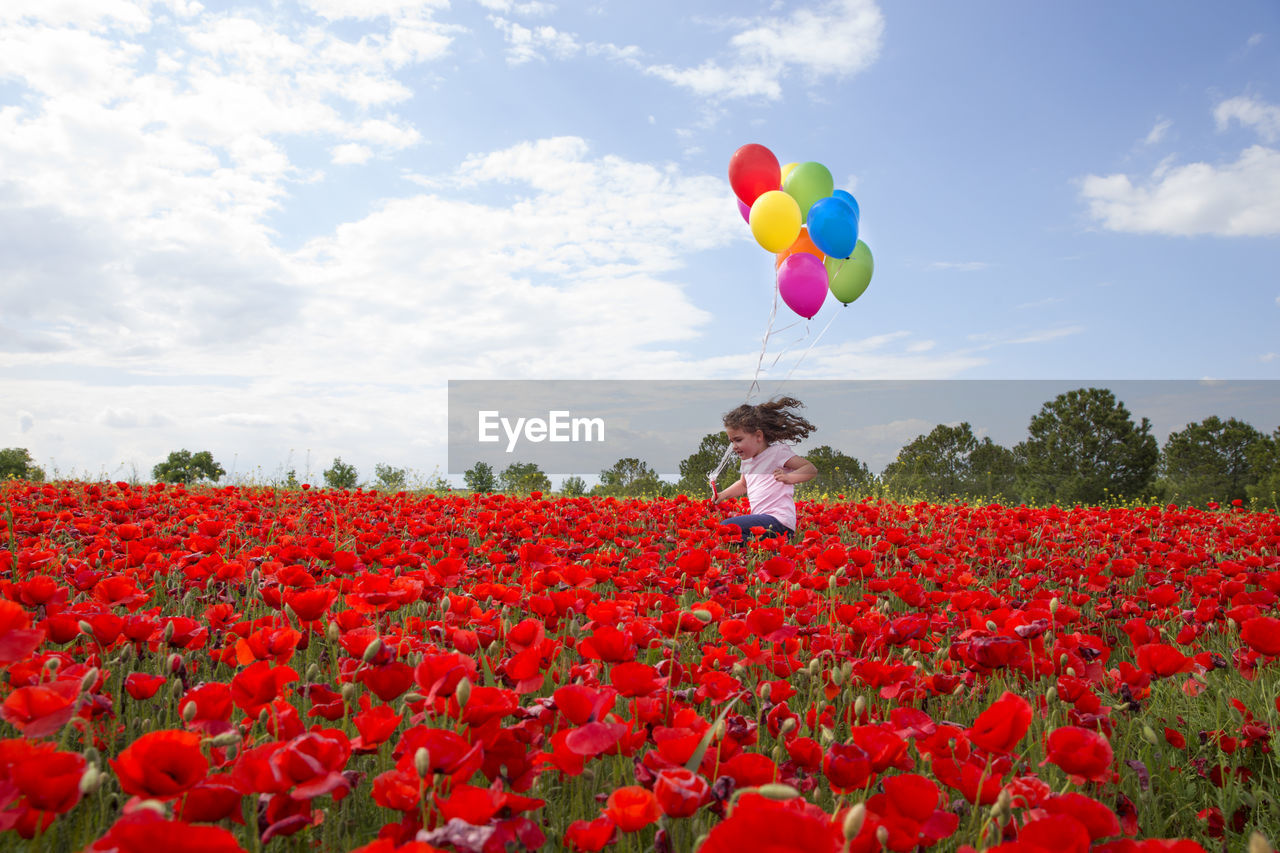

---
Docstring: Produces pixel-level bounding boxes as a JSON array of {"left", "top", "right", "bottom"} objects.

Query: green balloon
[
  {"left": 782, "top": 161, "right": 834, "bottom": 224},
  {"left": 826, "top": 240, "right": 874, "bottom": 304}
]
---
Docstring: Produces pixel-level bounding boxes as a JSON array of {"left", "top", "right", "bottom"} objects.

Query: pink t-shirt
[{"left": 741, "top": 442, "right": 798, "bottom": 531}]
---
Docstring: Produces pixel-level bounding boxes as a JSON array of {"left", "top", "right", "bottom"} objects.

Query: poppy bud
[
  {"left": 84, "top": 747, "right": 100, "bottom": 765},
  {"left": 182, "top": 700, "right": 198, "bottom": 722},
  {"left": 759, "top": 683, "right": 772, "bottom": 702},
  {"left": 1248, "top": 831, "right": 1274, "bottom": 853},
  {"left": 1141, "top": 725, "right": 1159, "bottom": 746},
  {"left": 778, "top": 718, "right": 797, "bottom": 737},
  {"left": 713, "top": 719, "right": 727, "bottom": 741},
  {"left": 854, "top": 696, "right": 866, "bottom": 718},
  {"left": 831, "top": 667, "right": 847, "bottom": 687},
  {"left": 327, "top": 622, "right": 341, "bottom": 642},
  {"left": 134, "top": 799, "right": 168, "bottom": 817},
  {"left": 284, "top": 604, "right": 299, "bottom": 625},
  {"left": 79, "top": 620, "right": 94, "bottom": 636},
  {"left": 402, "top": 691, "right": 425, "bottom": 703},
  {"left": 456, "top": 677, "right": 472, "bottom": 709},
  {"left": 754, "top": 783, "right": 801, "bottom": 801},
  {"left": 1065, "top": 666, "right": 1076, "bottom": 677},
  {"left": 772, "top": 744, "right": 786, "bottom": 762},
  {"left": 692, "top": 609, "right": 713, "bottom": 622},
  {"left": 985, "top": 620, "right": 998, "bottom": 632},
  {"left": 828, "top": 576, "right": 838, "bottom": 590},
  {"left": 993, "top": 788, "right": 1012, "bottom": 821},
  {"left": 306, "top": 664, "right": 321, "bottom": 682},
  {"left": 43, "top": 657, "right": 61, "bottom": 673},
  {"left": 258, "top": 708, "right": 270, "bottom": 728},
  {"left": 79, "top": 667, "right": 100, "bottom": 692},
  {"left": 414, "top": 747, "right": 432, "bottom": 778},
  {"left": 1046, "top": 686, "right": 1058, "bottom": 703},
  {"left": 362, "top": 637, "right": 383, "bottom": 663},
  {"left": 168, "top": 653, "right": 184, "bottom": 674},
  {"left": 79, "top": 765, "right": 102, "bottom": 795},
  {"left": 1049, "top": 597, "right": 1059, "bottom": 614},
  {"left": 842, "top": 802, "right": 866, "bottom": 840},
  {"left": 210, "top": 731, "right": 240, "bottom": 747},
  {"left": 876, "top": 825, "right": 889, "bottom": 846},
  {"left": 163, "top": 621, "right": 176, "bottom": 641},
  {"left": 341, "top": 682, "right": 357, "bottom": 703}
]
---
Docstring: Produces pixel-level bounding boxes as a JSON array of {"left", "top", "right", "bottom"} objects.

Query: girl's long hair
[{"left": 722, "top": 396, "right": 816, "bottom": 443}]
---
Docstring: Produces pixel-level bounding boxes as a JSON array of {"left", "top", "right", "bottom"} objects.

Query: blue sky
[{"left": 1, "top": 0, "right": 1278, "bottom": 483}]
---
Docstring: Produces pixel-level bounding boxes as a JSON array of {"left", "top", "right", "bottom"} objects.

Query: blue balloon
[
  {"left": 833, "top": 189, "right": 860, "bottom": 221},
  {"left": 807, "top": 197, "right": 859, "bottom": 259}
]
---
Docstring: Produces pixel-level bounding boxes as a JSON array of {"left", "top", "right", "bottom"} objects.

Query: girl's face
[{"left": 726, "top": 426, "right": 767, "bottom": 460}]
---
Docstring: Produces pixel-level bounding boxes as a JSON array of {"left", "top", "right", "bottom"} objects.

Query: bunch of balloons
[{"left": 729, "top": 143, "right": 874, "bottom": 319}]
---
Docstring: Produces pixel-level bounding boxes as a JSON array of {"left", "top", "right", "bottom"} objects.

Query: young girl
[{"left": 714, "top": 396, "right": 818, "bottom": 541}]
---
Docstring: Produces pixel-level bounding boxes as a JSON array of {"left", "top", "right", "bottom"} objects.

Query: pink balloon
[
  {"left": 737, "top": 198, "right": 751, "bottom": 223},
  {"left": 776, "top": 253, "right": 828, "bottom": 319}
]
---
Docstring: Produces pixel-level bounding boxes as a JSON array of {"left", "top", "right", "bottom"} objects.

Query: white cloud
[
  {"left": 1215, "top": 95, "right": 1280, "bottom": 143},
  {"left": 1144, "top": 118, "right": 1171, "bottom": 146},
  {"left": 644, "top": 0, "right": 883, "bottom": 101},
  {"left": 18, "top": 411, "right": 34, "bottom": 433},
  {"left": 1081, "top": 144, "right": 1280, "bottom": 236},
  {"left": 332, "top": 143, "right": 373, "bottom": 164},
  {"left": 1262, "top": 352, "right": 1277, "bottom": 363},
  {"left": 489, "top": 16, "right": 580, "bottom": 64},
  {"left": 96, "top": 408, "right": 174, "bottom": 429}
]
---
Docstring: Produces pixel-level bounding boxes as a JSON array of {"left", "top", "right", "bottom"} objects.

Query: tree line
[{"left": 4, "top": 388, "right": 1278, "bottom": 509}]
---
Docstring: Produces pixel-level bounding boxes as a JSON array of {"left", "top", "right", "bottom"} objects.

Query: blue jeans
[{"left": 722, "top": 513, "right": 793, "bottom": 542}]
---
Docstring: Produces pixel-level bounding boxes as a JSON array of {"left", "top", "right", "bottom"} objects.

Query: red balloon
[{"left": 728, "top": 144, "right": 780, "bottom": 207}]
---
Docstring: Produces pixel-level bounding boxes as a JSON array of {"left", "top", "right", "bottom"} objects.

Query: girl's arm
[
  {"left": 715, "top": 476, "right": 747, "bottom": 502},
  {"left": 774, "top": 455, "right": 818, "bottom": 485}
]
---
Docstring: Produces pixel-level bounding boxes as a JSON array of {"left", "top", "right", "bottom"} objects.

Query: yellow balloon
[
  {"left": 780, "top": 162, "right": 798, "bottom": 184},
  {"left": 749, "top": 190, "right": 802, "bottom": 253}
]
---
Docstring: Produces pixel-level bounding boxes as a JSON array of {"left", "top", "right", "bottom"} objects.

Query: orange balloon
[{"left": 774, "top": 227, "right": 825, "bottom": 269}]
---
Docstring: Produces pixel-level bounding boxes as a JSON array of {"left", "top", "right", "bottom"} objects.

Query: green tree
[
  {"left": 560, "top": 475, "right": 587, "bottom": 497},
  {"left": 798, "top": 445, "right": 873, "bottom": 500},
  {"left": 967, "top": 438, "right": 1021, "bottom": 503},
  {"left": 152, "top": 449, "right": 225, "bottom": 485},
  {"left": 594, "top": 457, "right": 669, "bottom": 497},
  {"left": 499, "top": 461, "right": 552, "bottom": 494},
  {"left": 1245, "top": 428, "right": 1280, "bottom": 510},
  {"left": 463, "top": 462, "right": 497, "bottom": 494},
  {"left": 882, "top": 423, "right": 980, "bottom": 500},
  {"left": 0, "top": 448, "right": 45, "bottom": 482},
  {"left": 1159, "top": 416, "right": 1266, "bottom": 507},
  {"left": 373, "top": 463, "right": 408, "bottom": 492},
  {"left": 675, "top": 433, "right": 737, "bottom": 496},
  {"left": 322, "top": 457, "right": 359, "bottom": 490},
  {"left": 1015, "top": 388, "right": 1158, "bottom": 506}
]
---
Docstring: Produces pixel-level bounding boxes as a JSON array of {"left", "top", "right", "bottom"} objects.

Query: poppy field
[{"left": 1, "top": 480, "right": 1278, "bottom": 852}]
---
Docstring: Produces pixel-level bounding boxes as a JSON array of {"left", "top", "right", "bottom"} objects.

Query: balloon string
[
  {"left": 747, "top": 279, "right": 782, "bottom": 403},
  {"left": 776, "top": 309, "right": 840, "bottom": 387}
]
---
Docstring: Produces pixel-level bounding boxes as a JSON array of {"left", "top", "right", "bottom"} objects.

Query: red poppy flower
[
  {"left": 604, "top": 785, "right": 661, "bottom": 832},
  {"left": 0, "top": 679, "right": 79, "bottom": 738},
  {"left": 230, "top": 660, "right": 298, "bottom": 716},
  {"left": 111, "top": 729, "right": 209, "bottom": 798},
  {"left": 564, "top": 815, "right": 616, "bottom": 852},
  {"left": 654, "top": 767, "right": 709, "bottom": 818},
  {"left": 86, "top": 809, "right": 246, "bottom": 853},
  {"left": 9, "top": 744, "right": 86, "bottom": 813},
  {"left": 1240, "top": 616, "right": 1280, "bottom": 656},
  {"left": 967, "top": 691, "right": 1033, "bottom": 755},
  {"left": 1045, "top": 726, "right": 1114, "bottom": 783},
  {"left": 124, "top": 672, "right": 167, "bottom": 701},
  {"left": 823, "top": 742, "right": 873, "bottom": 792},
  {"left": 1134, "top": 644, "right": 1195, "bottom": 677},
  {"left": 700, "top": 793, "right": 841, "bottom": 853},
  {"left": 0, "top": 599, "right": 45, "bottom": 665}
]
